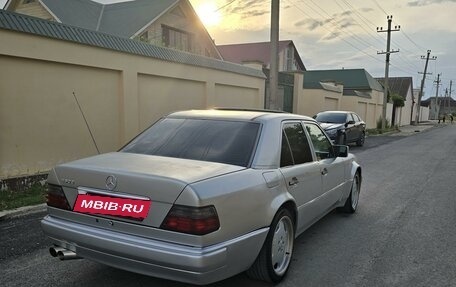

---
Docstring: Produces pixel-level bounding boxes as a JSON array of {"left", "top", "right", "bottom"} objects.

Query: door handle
[
  {"left": 288, "top": 177, "right": 299, "bottom": 186},
  {"left": 321, "top": 168, "right": 328, "bottom": 176}
]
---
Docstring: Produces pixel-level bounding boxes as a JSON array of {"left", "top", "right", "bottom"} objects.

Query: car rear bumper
[{"left": 41, "top": 215, "right": 268, "bottom": 285}]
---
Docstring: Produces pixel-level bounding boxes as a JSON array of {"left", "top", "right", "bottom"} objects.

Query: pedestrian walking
[{"left": 451, "top": 114, "right": 454, "bottom": 124}]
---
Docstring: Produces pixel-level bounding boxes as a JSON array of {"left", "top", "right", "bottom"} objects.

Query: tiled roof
[
  {"left": 376, "top": 77, "right": 413, "bottom": 100},
  {"left": 303, "top": 69, "right": 384, "bottom": 94},
  {"left": 6, "top": 0, "right": 179, "bottom": 38},
  {"left": 0, "top": 10, "right": 265, "bottom": 78},
  {"left": 41, "top": 0, "right": 103, "bottom": 31},
  {"left": 96, "top": 0, "right": 179, "bottom": 38},
  {"left": 421, "top": 97, "right": 456, "bottom": 107}
]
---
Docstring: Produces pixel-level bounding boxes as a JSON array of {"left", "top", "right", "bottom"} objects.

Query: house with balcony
[{"left": 3, "top": 0, "right": 222, "bottom": 59}]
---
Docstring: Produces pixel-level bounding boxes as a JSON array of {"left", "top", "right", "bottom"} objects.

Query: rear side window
[
  {"left": 352, "top": 113, "right": 361, "bottom": 122},
  {"left": 122, "top": 118, "right": 260, "bottom": 167},
  {"left": 281, "top": 122, "right": 313, "bottom": 167},
  {"left": 315, "top": 113, "right": 347, "bottom": 124}
]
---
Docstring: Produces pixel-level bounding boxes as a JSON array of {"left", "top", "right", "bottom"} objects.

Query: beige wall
[
  {"left": 396, "top": 85, "right": 414, "bottom": 126},
  {"left": 0, "top": 29, "right": 264, "bottom": 179},
  {"left": 293, "top": 75, "right": 341, "bottom": 117},
  {"left": 214, "top": 84, "right": 261, "bottom": 108},
  {"left": 339, "top": 90, "right": 384, "bottom": 129},
  {"left": 293, "top": 73, "right": 385, "bottom": 129},
  {"left": 137, "top": 74, "right": 206, "bottom": 129}
]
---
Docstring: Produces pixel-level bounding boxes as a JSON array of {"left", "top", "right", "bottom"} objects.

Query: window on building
[
  {"left": 162, "top": 25, "right": 192, "bottom": 52},
  {"left": 286, "top": 47, "right": 293, "bottom": 71}
]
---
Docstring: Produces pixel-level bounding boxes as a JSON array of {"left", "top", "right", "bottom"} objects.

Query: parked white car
[{"left": 41, "top": 109, "right": 362, "bottom": 285}]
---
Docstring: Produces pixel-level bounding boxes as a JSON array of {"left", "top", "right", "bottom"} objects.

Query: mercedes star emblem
[{"left": 105, "top": 175, "right": 117, "bottom": 190}]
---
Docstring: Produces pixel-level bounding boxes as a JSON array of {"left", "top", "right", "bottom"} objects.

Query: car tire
[
  {"left": 247, "top": 208, "right": 295, "bottom": 283},
  {"left": 356, "top": 132, "right": 365, "bottom": 147},
  {"left": 340, "top": 172, "right": 360, "bottom": 213}
]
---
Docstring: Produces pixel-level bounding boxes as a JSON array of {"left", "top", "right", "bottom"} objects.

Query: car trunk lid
[{"left": 51, "top": 152, "right": 244, "bottom": 227}]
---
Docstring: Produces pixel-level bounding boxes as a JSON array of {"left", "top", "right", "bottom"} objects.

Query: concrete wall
[
  {"left": 293, "top": 73, "right": 385, "bottom": 129},
  {"left": 294, "top": 88, "right": 342, "bottom": 117},
  {"left": 420, "top": 106, "right": 430, "bottom": 121},
  {"left": 0, "top": 29, "right": 264, "bottom": 179},
  {"left": 393, "top": 85, "right": 414, "bottom": 126},
  {"left": 412, "top": 97, "right": 432, "bottom": 122}
]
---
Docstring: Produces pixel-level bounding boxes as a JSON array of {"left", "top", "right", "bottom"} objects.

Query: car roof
[{"left": 168, "top": 109, "right": 315, "bottom": 122}]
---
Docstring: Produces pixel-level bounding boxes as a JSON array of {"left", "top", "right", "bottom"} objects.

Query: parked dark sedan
[{"left": 314, "top": 111, "right": 366, "bottom": 146}]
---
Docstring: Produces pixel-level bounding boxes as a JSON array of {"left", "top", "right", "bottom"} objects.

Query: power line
[
  {"left": 337, "top": 0, "right": 385, "bottom": 46},
  {"left": 214, "top": 0, "right": 237, "bottom": 12},
  {"left": 337, "top": 0, "right": 421, "bottom": 73},
  {"left": 389, "top": 62, "right": 420, "bottom": 76},
  {"left": 370, "top": 0, "right": 388, "bottom": 16},
  {"left": 297, "top": 0, "right": 375, "bottom": 50},
  {"left": 360, "top": 0, "right": 423, "bottom": 72},
  {"left": 287, "top": 0, "right": 427, "bottom": 79},
  {"left": 286, "top": 0, "right": 384, "bottom": 64},
  {"left": 398, "top": 27, "right": 427, "bottom": 51},
  {"left": 298, "top": 0, "right": 423, "bottom": 76}
]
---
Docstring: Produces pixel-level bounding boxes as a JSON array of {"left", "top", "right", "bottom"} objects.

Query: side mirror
[
  {"left": 345, "top": 120, "right": 355, "bottom": 127},
  {"left": 333, "top": 145, "right": 349, "bottom": 157}
]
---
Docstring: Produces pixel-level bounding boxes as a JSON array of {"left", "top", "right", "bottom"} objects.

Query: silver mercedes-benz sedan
[{"left": 41, "top": 109, "right": 361, "bottom": 285}]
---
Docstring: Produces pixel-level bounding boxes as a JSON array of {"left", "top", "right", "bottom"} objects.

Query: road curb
[{"left": 0, "top": 203, "right": 46, "bottom": 221}]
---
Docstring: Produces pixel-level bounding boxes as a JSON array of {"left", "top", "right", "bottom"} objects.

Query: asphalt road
[{"left": 1, "top": 125, "right": 455, "bottom": 287}]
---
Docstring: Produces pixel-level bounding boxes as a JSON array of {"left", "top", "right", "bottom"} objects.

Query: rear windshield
[
  {"left": 315, "top": 113, "right": 347, "bottom": 123},
  {"left": 122, "top": 118, "right": 260, "bottom": 167}
]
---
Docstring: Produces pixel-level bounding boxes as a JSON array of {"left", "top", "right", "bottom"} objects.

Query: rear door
[
  {"left": 352, "top": 113, "right": 365, "bottom": 138},
  {"left": 345, "top": 113, "right": 357, "bottom": 142},
  {"left": 279, "top": 122, "right": 322, "bottom": 233}
]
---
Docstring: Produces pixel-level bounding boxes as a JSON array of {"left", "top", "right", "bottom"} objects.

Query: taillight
[
  {"left": 46, "top": 184, "right": 71, "bottom": 210},
  {"left": 160, "top": 205, "right": 220, "bottom": 235}
]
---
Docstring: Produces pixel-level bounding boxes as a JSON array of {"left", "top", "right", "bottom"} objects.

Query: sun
[{"left": 195, "top": 2, "right": 222, "bottom": 27}]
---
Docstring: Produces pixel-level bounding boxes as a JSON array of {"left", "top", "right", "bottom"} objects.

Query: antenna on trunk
[{"left": 72, "top": 91, "right": 100, "bottom": 154}]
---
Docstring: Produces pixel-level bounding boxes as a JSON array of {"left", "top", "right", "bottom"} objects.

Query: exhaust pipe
[
  {"left": 49, "top": 246, "right": 82, "bottom": 260},
  {"left": 57, "top": 250, "right": 82, "bottom": 260},
  {"left": 49, "top": 246, "right": 66, "bottom": 257}
]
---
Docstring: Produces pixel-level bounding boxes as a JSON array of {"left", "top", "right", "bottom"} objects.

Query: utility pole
[
  {"left": 269, "top": 0, "right": 280, "bottom": 110},
  {"left": 415, "top": 50, "right": 436, "bottom": 124},
  {"left": 434, "top": 73, "right": 442, "bottom": 119},
  {"left": 450, "top": 80, "right": 453, "bottom": 114},
  {"left": 377, "top": 15, "right": 400, "bottom": 130}
]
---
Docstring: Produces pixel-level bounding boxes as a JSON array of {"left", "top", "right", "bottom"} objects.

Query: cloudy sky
[
  {"left": 2, "top": 0, "right": 455, "bottom": 99},
  {"left": 191, "top": 0, "right": 456, "bottom": 100}
]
